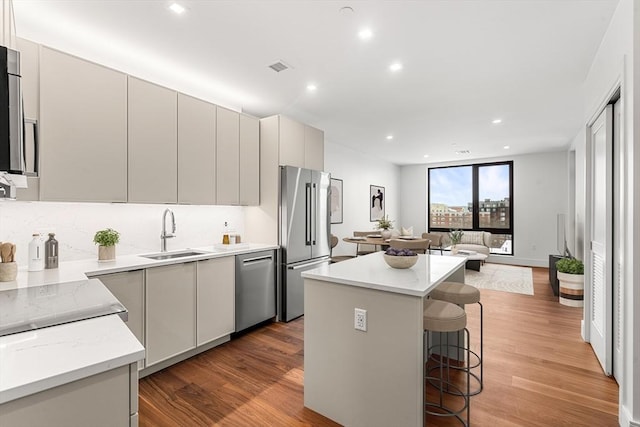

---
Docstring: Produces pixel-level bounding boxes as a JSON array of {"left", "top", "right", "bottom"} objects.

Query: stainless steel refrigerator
[{"left": 279, "top": 165, "right": 331, "bottom": 322}]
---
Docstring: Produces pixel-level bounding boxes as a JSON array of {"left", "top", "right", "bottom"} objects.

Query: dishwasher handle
[{"left": 242, "top": 255, "right": 273, "bottom": 265}]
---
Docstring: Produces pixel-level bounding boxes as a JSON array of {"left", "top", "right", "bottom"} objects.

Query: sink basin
[{"left": 141, "top": 250, "right": 210, "bottom": 261}]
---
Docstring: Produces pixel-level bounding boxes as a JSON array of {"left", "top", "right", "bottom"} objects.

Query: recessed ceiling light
[
  {"left": 358, "top": 28, "right": 373, "bottom": 40},
  {"left": 169, "top": 3, "right": 185, "bottom": 14},
  {"left": 423, "top": 154, "right": 430, "bottom": 158},
  {"left": 455, "top": 150, "right": 470, "bottom": 155},
  {"left": 389, "top": 62, "right": 403, "bottom": 72},
  {"left": 492, "top": 119, "right": 502, "bottom": 124},
  {"left": 307, "top": 84, "right": 317, "bottom": 92},
  {"left": 386, "top": 135, "right": 394, "bottom": 140},
  {"left": 503, "top": 145, "right": 510, "bottom": 149}
]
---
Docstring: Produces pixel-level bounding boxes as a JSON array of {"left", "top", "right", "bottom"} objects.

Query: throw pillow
[
  {"left": 461, "top": 231, "right": 484, "bottom": 245},
  {"left": 401, "top": 226, "right": 413, "bottom": 236}
]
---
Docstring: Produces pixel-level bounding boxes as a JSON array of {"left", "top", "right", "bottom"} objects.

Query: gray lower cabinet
[
  {"left": 94, "top": 270, "right": 145, "bottom": 369},
  {"left": 145, "top": 263, "right": 196, "bottom": 366},
  {"left": 196, "top": 257, "right": 235, "bottom": 345},
  {"left": 0, "top": 364, "right": 137, "bottom": 427}
]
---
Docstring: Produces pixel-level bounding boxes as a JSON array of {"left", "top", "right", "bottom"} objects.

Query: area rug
[{"left": 464, "top": 263, "right": 534, "bottom": 295}]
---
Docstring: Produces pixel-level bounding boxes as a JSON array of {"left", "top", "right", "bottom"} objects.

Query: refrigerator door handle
[
  {"left": 312, "top": 182, "right": 317, "bottom": 245},
  {"left": 305, "top": 182, "right": 312, "bottom": 245},
  {"left": 287, "top": 258, "right": 329, "bottom": 270}
]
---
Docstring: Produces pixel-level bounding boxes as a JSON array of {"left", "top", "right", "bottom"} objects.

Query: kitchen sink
[{"left": 141, "top": 249, "right": 211, "bottom": 261}]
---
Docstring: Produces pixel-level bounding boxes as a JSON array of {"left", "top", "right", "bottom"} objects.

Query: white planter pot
[
  {"left": 381, "top": 229, "right": 392, "bottom": 239},
  {"left": 557, "top": 272, "right": 584, "bottom": 307}
]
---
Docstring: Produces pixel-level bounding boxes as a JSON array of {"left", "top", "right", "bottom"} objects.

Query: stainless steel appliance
[
  {"left": 0, "top": 46, "right": 24, "bottom": 174},
  {"left": 235, "top": 250, "right": 276, "bottom": 332},
  {"left": 279, "top": 166, "right": 331, "bottom": 322}
]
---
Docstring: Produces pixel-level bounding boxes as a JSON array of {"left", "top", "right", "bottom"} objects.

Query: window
[{"left": 428, "top": 161, "right": 513, "bottom": 255}]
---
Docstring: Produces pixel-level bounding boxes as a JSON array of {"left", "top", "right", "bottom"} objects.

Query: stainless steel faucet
[{"left": 160, "top": 208, "right": 176, "bottom": 252}]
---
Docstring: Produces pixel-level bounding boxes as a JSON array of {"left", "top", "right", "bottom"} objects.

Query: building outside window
[{"left": 428, "top": 161, "right": 514, "bottom": 255}]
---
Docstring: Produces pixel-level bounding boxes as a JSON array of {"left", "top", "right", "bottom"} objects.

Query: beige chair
[
  {"left": 422, "top": 233, "right": 443, "bottom": 254},
  {"left": 330, "top": 234, "right": 356, "bottom": 263},
  {"left": 353, "top": 231, "right": 378, "bottom": 256},
  {"left": 389, "top": 238, "right": 430, "bottom": 254}
]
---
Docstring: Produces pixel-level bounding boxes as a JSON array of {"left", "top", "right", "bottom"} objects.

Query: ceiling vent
[
  {"left": 268, "top": 61, "right": 289, "bottom": 73},
  {"left": 455, "top": 150, "right": 470, "bottom": 155}
]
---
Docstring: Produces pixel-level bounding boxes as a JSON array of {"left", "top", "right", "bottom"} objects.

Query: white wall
[
  {"left": 324, "top": 141, "right": 400, "bottom": 257},
  {"left": 398, "top": 151, "right": 568, "bottom": 267},
  {"left": 0, "top": 201, "right": 244, "bottom": 266},
  {"left": 577, "top": 0, "right": 638, "bottom": 424}
]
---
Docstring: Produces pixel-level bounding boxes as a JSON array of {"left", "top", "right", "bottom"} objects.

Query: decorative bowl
[{"left": 383, "top": 253, "right": 418, "bottom": 269}]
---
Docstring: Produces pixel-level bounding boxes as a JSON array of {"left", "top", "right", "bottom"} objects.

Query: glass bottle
[
  {"left": 28, "top": 233, "right": 44, "bottom": 272},
  {"left": 222, "top": 221, "right": 230, "bottom": 245},
  {"left": 45, "top": 233, "right": 59, "bottom": 269}
]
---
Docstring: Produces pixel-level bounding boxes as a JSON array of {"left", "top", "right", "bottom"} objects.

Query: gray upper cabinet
[
  {"left": 216, "top": 106, "right": 240, "bottom": 205},
  {"left": 279, "top": 115, "right": 305, "bottom": 168},
  {"left": 304, "top": 124, "right": 325, "bottom": 171},
  {"left": 128, "top": 77, "right": 178, "bottom": 204},
  {"left": 39, "top": 47, "right": 128, "bottom": 202},
  {"left": 178, "top": 94, "right": 216, "bottom": 204},
  {"left": 239, "top": 114, "right": 259, "bottom": 205}
]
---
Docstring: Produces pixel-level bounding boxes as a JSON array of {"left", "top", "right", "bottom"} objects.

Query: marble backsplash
[{"left": 0, "top": 201, "right": 245, "bottom": 267}]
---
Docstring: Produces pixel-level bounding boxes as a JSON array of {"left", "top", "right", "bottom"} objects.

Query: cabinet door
[
  {"left": 146, "top": 263, "right": 196, "bottom": 366},
  {"left": 278, "top": 115, "right": 305, "bottom": 167},
  {"left": 239, "top": 114, "right": 259, "bottom": 205},
  {"left": 128, "top": 77, "right": 178, "bottom": 203},
  {"left": 305, "top": 124, "right": 325, "bottom": 171},
  {"left": 178, "top": 94, "right": 216, "bottom": 204},
  {"left": 95, "top": 271, "right": 145, "bottom": 346},
  {"left": 197, "top": 257, "right": 235, "bottom": 345},
  {"left": 39, "top": 47, "right": 127, "bottom": 202},
  {"left": 216, "top": 106, "right": 240, "bottom": 205}
]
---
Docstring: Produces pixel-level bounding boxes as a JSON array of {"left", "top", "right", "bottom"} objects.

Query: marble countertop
[
  {"left": 0, "top": 314, "right": 144, "bottom": 404},
  {"left": 0, "top": 243, "right": 278, "bottom": 291},
  {"left": 302, "top": 252, "right": 466, "bottom": 297}
]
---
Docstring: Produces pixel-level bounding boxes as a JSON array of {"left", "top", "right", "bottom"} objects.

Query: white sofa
[{"left": 455, "top": 231, "right": 492, "bottom": 256}]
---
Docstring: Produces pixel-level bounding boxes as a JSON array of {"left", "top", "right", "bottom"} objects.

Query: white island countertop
[{"left": 302, "top": 252, "right": 466, "bottom": 297}]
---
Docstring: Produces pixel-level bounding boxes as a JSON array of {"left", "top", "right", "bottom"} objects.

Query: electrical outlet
[{"left": 354, "top": 308, "right": 367, "bottom": 332}]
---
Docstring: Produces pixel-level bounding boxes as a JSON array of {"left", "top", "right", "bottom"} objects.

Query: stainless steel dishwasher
[{"left": 235, "top": 250, "right": 276, "bottom": 332}]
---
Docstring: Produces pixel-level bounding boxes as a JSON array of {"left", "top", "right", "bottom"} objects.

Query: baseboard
[
  {"left": 487, "top": 256, "right": 547, "bottom": 268},
  {"left": 621, "top": 403, "right": 639, "bottom": 426}
]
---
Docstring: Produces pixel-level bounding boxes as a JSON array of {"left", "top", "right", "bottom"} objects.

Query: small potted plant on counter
[
  {"left": 93, "top": 228, "right": 120, "bottom": 262},
  {"left": 556, "top": 257, "right": 584, "bottom": 307},
  {"left": 375, "top": 215, "right": 394, "bottom": 239},
  {"left": 448, "top": 229, "right": 464, "bottom": 255}
]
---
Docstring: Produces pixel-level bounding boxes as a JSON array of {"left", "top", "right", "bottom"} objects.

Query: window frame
[{"left": 428, "top": 160, "right": 514, "bottom": 255}]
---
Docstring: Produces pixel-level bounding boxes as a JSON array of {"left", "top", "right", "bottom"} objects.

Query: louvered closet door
[{"left": 589, "top": 105, "right": 613, "bottom": 376}]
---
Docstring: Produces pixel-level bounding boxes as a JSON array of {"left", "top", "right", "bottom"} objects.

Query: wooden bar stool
[
  {"left": 429, "top": 281, "right": 483, "bottom": 396},
  {"left": 423, "top": 299, "right": 470, "bottom": 426}
]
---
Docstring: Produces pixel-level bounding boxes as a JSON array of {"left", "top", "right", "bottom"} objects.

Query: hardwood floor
[{"left": 139, "top": 267, "right": 619, "bottom": 426}]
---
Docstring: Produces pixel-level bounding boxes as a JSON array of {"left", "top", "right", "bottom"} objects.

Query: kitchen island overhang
[{"left": 302, "top": 252, "right": 466, "bottom": 427}]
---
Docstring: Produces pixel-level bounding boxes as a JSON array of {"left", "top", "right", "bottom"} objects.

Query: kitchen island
[{"left": 302, "top": 252, "right": 466, "bottom": 427}]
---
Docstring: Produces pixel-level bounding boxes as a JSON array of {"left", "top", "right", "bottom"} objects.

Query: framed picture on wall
[
  {"left": 370, "top": 185, "right": 385, "bottom": 221},
  {"left": 330, "top": 178, "right": 343, "bottom": 224}
]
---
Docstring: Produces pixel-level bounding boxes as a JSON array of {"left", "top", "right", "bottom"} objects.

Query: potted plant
[
  {"left": 93, "top": 228, "right": 120, "bottom": 261},
  {"left": 375, "top": 215, "right": 394, "bottom": 239},
  {"left": 556, "top": 257, "right": 584, "bottom": 307},
  {"left": 448, "top": 229, "right": 464, "bottom": 254}
]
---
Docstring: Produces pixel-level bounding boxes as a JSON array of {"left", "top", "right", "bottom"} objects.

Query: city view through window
[{"left": 428, "top": 162, "right": 513, "bottom": 255}]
